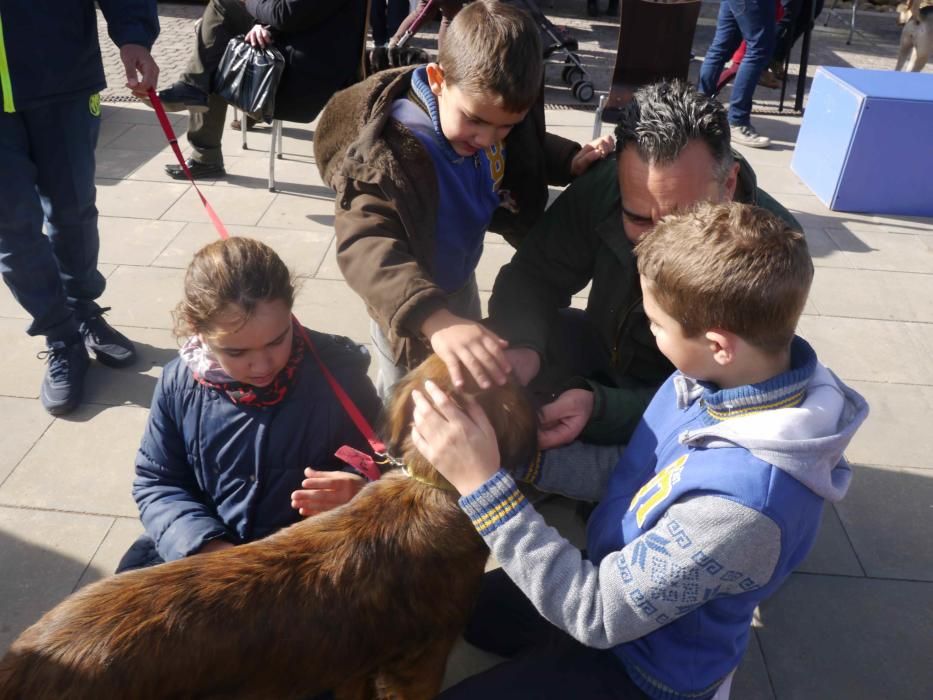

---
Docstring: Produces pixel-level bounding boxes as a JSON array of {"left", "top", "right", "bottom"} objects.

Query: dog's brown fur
[{"left": 0, "top": 356, "right": 537, "bottom": 700}]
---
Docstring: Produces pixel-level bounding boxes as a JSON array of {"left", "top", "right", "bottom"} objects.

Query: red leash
[{"left": 149, "top": 89, "right": 385, "bottom": 481}]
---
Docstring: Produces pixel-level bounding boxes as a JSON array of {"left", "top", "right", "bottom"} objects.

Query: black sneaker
[
  {"left": 164, "top": 158, "right": 226, "bottom": 181},
  {"left": 38, "top": 337, "right": 90, "bottom": 416},
  {"left": 155, "top": 81, "right": 210, "bottom": 113},
  {"left": 79, "top": 307, "right": 136, "bottom": 368}
]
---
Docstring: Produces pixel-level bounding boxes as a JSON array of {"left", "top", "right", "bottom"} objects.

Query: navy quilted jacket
[{"left": 133, "top": 330, "right": 382, "bottom": 562}]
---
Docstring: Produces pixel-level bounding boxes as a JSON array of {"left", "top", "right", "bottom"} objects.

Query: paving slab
[
  {"left": 796, "top": 314, "right": 933, "bottom": 385},
  {"left": 809, "top": 267, "right": 933, "bottom": 323},
  {"left": 98, "top": 216, "right": 187, "bottom": 267},
  {"left": 292, "top": 279, "right": 373, "bottom": 341},
  {"left": 0, "top": 403, "right": 146, "bottom": 518},
  {"left": 834, "top": 464, "right": 933, "bottom": 581},
  {"left": 160, "top": 182, "right": 279, "bottom": 226},
  {"left": 846, "top": 380, "right": 933, "bottom": 471},
  {"left": 0, "top": 398, "right": 54, "bottom": 487},
  {"left": 153, "top": 222, "right": 334, "bottom": 278},
  {"left": 795, "top": 503, "right": 865, "bottom": 577},
  {"left": 98, "top": 265, "right": 187, "bottom": 329},
  {"left": 756, "top": 574, "right": 933, "bottom": 699},
  {"left": 76, "top": 517, "right": 146, "bottom": 589},
  {"left": 95, "top": 178, "right": 189, "bottom": 220},
  {"left": 0, "top": 506, "right": 115, "bottom": 653}
]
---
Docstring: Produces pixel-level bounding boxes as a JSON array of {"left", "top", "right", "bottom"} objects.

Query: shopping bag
[{"left": 213, "top": 36, "right": 285, "bottom": 123}]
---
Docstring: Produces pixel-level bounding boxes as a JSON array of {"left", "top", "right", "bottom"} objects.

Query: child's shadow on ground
[{"left": 74, "top": 340, "right": 180, "bottom": 418}]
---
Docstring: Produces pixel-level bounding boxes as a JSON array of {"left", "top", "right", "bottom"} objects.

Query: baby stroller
[
  {"left": 511, "top": 0, "right": 595, "bottom": 102},
  {"left": 393, "top": 0, "right": 595, "bottom": 103}
]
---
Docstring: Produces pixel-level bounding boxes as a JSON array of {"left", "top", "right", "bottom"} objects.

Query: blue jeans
[
  {"left": 0, "top": 93, "right": 106, "bottom": 341},
  {"left": 698, "top": 0, "right": 776, "bottom": 126}
]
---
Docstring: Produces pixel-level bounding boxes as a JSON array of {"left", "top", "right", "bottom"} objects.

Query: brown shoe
[
  {"left": 758, "top": 68, "right": 781, "bottom": 89},
  {"left": 229, "top": 115, "right": 258, "bottom": 131}
]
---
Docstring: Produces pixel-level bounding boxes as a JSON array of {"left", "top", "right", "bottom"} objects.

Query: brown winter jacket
[{"left": 314, "top": 66, "right": 581, "bottom": 368}]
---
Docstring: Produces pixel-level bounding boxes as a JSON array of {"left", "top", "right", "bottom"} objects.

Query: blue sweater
[
  {"left": 133, "top": 330, "right": 382, "bottom": 562},
  {"left": 459, "top": 338, "right": 868, "bottom": 699}
]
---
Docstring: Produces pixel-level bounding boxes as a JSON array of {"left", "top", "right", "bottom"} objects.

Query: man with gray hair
[{"left": 488, "top": 81, "right": 799, "bottom": 448}]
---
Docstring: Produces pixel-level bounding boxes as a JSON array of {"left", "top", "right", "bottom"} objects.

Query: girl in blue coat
[{"left": 117, "top": 237, "right": 382, "bottom": 571}]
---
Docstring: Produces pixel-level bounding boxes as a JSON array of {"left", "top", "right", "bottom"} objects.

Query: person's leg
[
  {"left": 0, "top": 108, "right": 80, "bottom": 343},
  {"left": 187, "top": 93, "right": 230, "bottom": 167},
  {"left": 727, "top": 0, "right": 776, "bottom": 127},
  {"left": 464, "top": 568, "right": 576, "bottom": 658},
  {"left": 371, "top": 0, "right": 390, "bottom": 46},
  {"left": 115, "top": 534, "right": 166, "bottom": 573},
  {"left": 439, "top": 640, "right": 649, "bottom": 699},
  {"left": 698, "top": 1, "right": 745, "bottom": 97},
  {"left": 26, "top": 95, "right": 108, "bottom": 325},
  {"left": 773, "top": 0, "right": 803, "bottom": 66},
  {"left": 180, "top": 0, "right": 256, "bottom": 93},
  {"left": 387, "top": 0, "right": 410, "bottom": 38},
  {"left": 370, "top": 317, "right": 409, "bottom": 401}
]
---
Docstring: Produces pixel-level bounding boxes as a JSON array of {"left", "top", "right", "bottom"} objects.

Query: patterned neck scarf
[{"left": 179, "top": 320, "right": 305, "bottom": 407}]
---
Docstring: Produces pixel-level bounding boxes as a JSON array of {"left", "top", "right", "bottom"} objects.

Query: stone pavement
[{"left": 1, "top": 1, "right": 931, "bottom": 697}]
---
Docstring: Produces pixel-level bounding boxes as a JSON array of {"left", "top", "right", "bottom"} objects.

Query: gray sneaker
[
  {"left": 730, "top": 124, "right": 772, "bottom": 149},
  {"left": 38, "top": 336, "right": 90, "bottom": 416}
]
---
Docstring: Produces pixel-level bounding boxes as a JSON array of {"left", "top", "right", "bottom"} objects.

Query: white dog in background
[{"left": 895, "top": 0, "right": 932, "bottom": 71}]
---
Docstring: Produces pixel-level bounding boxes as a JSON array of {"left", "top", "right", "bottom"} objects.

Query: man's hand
[
  {"left": 291, "top": 468, "right": 365, "bottom": 517},
  {"left": 410, "top": 380, "right": 500, "bottom": 496},
  {"left": 537, "top": 388, "right": 595, "bottom": 449},
  {"left": 245, "top": 24, "right": 273, "bottom": 49},
  {"left": 120, "top": 44, "right": 159, "bottom": 99},
  {"left": 570, "top": 134, "right": 615, "bottom": 178},
  {"left": 421, "top": 309, "right": 511, "bottom": 389},
  {"left": 505, "top": 347, "right": 541, "bottom": 386}
]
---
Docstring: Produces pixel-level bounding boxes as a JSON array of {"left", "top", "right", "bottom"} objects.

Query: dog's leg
[
  {"left": 896, "top": 26, "right": 914, "bottom": 70},
  {"left": 908, "top": 28, "right": 929, "bottom": 70},
  {"left": 374, "top": 635, "right": 458, "bottom": 700}
]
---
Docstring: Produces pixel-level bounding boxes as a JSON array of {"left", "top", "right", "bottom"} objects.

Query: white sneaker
[{"left": 730, "top": 124, "right": 772, "bottom": 149}]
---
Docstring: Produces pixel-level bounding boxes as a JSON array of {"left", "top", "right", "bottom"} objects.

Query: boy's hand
[
  {"left": 291, "top": 468, "right": 365, "bottom": 517},
  {"left": 570, "top": 134, "right": 616, "bottom": 178},
  {"left": 410, "top": 380, "right": 500, "bottom": 495},
  {"left": 421, "top": 309, "right": 511, "bottom": 389},
  {"left": 120, "top": 44, "right": 159, "bottom": 99},
  {"left": 505, "top": 347, "right": 541, "bottom": 386},
  {"left": 538, "top": 388, "right": 595, "bottom": 448}
]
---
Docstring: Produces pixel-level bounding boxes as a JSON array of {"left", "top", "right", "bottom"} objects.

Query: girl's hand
[
  {"left": 291, "top": 469, "right": 365, "bottom": 517},
  {"left": 570, "top": 134, "right": 615, "bottom": 178},
  {"left": 245, "top": 24, "right": 273, "bottom": 49},
  {"left": 410, "top": 380, "right": 500, "bottom": 495}
]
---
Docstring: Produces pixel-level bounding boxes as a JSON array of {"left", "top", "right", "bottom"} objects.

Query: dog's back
[{"left": 0, "top": 356, "right": 538, "bottom": 699}]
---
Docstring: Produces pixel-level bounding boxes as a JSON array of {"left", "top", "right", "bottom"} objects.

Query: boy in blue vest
[
  {"left": 315, "top": 0, "right": 612, "bottom": 399},
  {"left": 411, "top": 202, "right": 869, "bottom": 700}
]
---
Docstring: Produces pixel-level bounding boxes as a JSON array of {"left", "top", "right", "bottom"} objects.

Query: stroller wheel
[
  {"left": 562, "top": 65, "right": 584, "bottom": 85},
  {"left": 572, "top": 80, "right": 595, "bottom": 103}
]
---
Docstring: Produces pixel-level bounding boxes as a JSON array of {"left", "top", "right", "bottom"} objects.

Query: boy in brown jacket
[{"left": 315, "top": 0, "right": 612, "bottom": 397}]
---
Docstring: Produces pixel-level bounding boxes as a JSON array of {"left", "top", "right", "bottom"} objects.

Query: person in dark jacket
[
  {"left": 487, "top": 80, "right": 800, "bottom": 450},
  {"left": 156, "top": 0, "right": 367, "bottom": 180},
  {"left": 0, "top": 0, "right": 159, "bottom": 416},
  {"left": 117, "top": 237, "right": 382, "bottom": 572},
  {"left": 315, "top": 0, "right": 613, "bottom": 399}
]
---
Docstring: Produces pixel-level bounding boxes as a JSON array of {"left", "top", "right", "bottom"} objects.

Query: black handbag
[{"left": 213, "top": 35, "right": 285, "bottom": 123}]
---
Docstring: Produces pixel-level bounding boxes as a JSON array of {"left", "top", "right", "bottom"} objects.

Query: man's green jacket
[{"left": 488, "top": 153, "right": 800, "bottom": 444}]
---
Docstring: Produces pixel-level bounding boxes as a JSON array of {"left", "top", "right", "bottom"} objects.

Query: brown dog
[{"left": 0, "top": 356, "right": 537, "bottom": 699}]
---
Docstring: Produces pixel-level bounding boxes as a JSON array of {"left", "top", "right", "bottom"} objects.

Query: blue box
[{"left": 791, "top": 67, "right": 933, "bottom": 216}]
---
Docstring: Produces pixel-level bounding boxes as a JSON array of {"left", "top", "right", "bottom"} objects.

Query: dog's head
[
  {"left": 383, "top": 355, "right": 538, "bottom": 490},
  {"left": 896, "top": 1, "right": 916, "bottom": 25}
]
